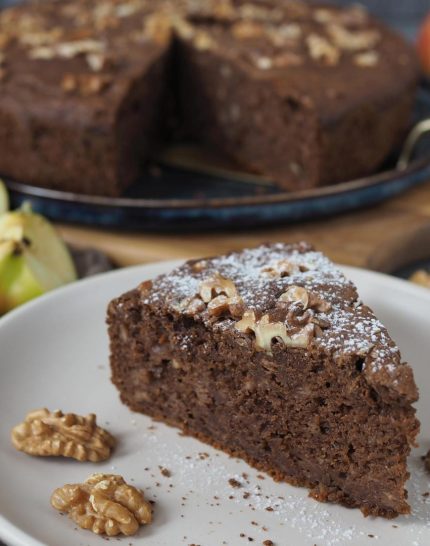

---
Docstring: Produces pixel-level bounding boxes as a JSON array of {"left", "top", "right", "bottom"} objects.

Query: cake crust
[{"left": 108, "top": 243, "right": 419, "bottom": 518}]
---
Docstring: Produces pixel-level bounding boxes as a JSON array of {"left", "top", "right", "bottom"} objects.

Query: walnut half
[
  {"left": 11, "top": 408, "right": 116, "bottom": 462},
  {"left": 198, "top": 272, "right": 244, "bottom": 318},
  {"left": 51, "top": 474, "right": 152, "bottom": 536},
  {"left": 236, "top": 311, "right": 314, "bottom": 354}
]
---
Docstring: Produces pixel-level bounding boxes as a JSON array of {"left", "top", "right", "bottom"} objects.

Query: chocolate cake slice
[{"left": 108, "top": 243, "right": 419, "bottom": 517}]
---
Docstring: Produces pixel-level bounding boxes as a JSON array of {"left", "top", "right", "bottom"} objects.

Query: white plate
[{"left": 1, "top": 261, "right": 430, "bottom": 546}]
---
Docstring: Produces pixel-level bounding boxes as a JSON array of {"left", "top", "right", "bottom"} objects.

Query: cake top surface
[
  {"left": 141, "top": 242, "right": 418, "bottom": 402},
  {"left": 0, "top": 0, "right": 168, "bottom": 112},
  {"left": 0, "top": 0, "right": 418, "bottom": 117},
  {"left": 184, "top": 0, "right": 418, "bottom": 118}
]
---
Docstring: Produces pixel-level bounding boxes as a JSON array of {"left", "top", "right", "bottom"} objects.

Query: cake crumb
[
  {"left": 263, "top": 541, "right": 274, "bottom": 546},
  {"left": 229, "top": 478, "right": 242, "bottom": 488},
  {"left": 159, "top": 466, "right": 171, "bottom": 477},
  {"left": 424, "top": 450, "right": 430, "bottom": 472}
]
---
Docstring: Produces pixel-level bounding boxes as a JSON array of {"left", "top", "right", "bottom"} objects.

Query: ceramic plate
[{"left": 0, "top": 261, "right": 429, "bottom": 546}]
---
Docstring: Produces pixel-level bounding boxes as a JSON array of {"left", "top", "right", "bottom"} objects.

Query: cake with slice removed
[
  {"left": 107, "top": 242, "right": 420, "bottom": 517},
  {"left": 0, "top": 0, "right": 419, "bottom": 195}
]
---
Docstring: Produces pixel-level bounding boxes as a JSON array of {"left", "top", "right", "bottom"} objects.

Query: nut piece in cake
[
  {"left": 199, "top": 272, "right": 237, "bottom": 302},
  {"left": 261, "top": 259, "right": 306, "bottom": 278},
  {"left": 306, "top": 33, "right": 340, "bottom": 65},
  {"left": 51, "top": 474, "right": 152, "bottom": 536},
  {"left": 236, "top": 311, "right": 314, "bottom": 354},
  {"left": 197, "top": 272, "right": 244, "bottom": 317},
  {"left": 11, "top": 408, "right": 116, "bottom": 462},
  {"left": 279, "top": 285, "right": 309, "bottom": 309}
]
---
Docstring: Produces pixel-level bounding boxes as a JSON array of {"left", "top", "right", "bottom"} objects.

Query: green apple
[
  {"left": 0, "top": 179, "right": 9, "bottom": 214},
  {"left": 0, "top": 204, "right": 77, "bottom": 314}
]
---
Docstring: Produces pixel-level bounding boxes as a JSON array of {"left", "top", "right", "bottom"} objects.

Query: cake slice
[{"left": 108, "top": 243, "right": 419, "bottom": 517}]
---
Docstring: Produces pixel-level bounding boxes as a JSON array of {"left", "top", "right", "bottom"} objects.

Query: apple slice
[
  {"left": 0, "top": 179, "right": 9, "bottom": 214},
  {"left": 0, "top": 204, "right": 77, "bottom": 314}
]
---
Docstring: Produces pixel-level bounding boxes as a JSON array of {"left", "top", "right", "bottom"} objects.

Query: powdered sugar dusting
[
  {"left": 143, "top": 243, "right": 410, "bottom": 396},
  {"left": 123, "top": 416, "right": 429, "bottom": 546}
]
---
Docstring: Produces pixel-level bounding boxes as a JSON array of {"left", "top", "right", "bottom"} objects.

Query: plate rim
[
  {"left": 4, "top": 156, "right": 430, "bottom": 210},
  {"left": 3, "top": 260, "right": 430, "bottom": 330},
  {"left": 1, "top": 260, "right": 430, "bottom": 546}
]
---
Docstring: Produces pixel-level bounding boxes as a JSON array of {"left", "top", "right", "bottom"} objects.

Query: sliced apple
[
  {"left": 0, "top": 179, "right": 9, "bottom": 214},
  {"left": 0, "top": 205, "right": 77, "bottom": 314}
]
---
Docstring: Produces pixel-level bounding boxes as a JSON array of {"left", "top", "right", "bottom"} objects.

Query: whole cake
[
  {"left": 0, "top": 0, "right": 419, "bottom": 196},
  {"left": 108, "top": 242, "right": 420, "bottom": 518}
]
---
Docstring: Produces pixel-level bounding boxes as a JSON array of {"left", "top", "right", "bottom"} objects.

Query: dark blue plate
[{"left": 5, "top": 86, "right": 430, "bottom": 233}]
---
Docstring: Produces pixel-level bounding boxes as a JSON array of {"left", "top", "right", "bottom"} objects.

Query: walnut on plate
[
  {"left": 410, "top": 269, "right": 430, "bottom": 289},
  {"left": 51, "top": 473, "right": 152, "bottom": 536},
  {"left": 11, "top": 408, "right": 116, "bottom": 462}
]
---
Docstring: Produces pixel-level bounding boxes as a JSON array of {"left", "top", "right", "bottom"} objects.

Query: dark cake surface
[
  {"left": 108, "top": 243, "right": 420, "bottom": 518},
  {"left": 143, "top": 243, "right": 417, "bottom": 399},
  {"left": 0, "top": 0, "right": 171, "bottom": 195},
  {"left": 0, "top": 0, "right": 419, "bottom": 194}
]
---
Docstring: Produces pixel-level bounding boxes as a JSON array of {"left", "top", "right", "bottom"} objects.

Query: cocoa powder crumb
[
  {"left": 228, "top": 478, "right": 242, "bottom": 488},
  {"left": 424, "top": 450, "right": 430, "bottom": 472},
  {"left": 159, "top": 466, "right": 171, "bottom": 477}
]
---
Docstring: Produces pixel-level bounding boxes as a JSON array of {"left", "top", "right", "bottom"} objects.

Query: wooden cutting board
[{"left": 57, "top": 178, "right": 430, "bottom": 273}]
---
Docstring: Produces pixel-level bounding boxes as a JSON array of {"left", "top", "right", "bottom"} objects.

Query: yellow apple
[
  {"left": 0, "top": 204, "right": 77, "bottom": 314},
  {"left": 0, "top": 179, "right": 9, "bottom": 214}
]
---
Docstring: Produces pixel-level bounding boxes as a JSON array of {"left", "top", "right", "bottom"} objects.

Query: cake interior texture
[
  {"left": 0, "top": 0, "right": 419, "bottom": 195},
  {"left": 108, "top": 243, "right": 420, "bottom": 518}
]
